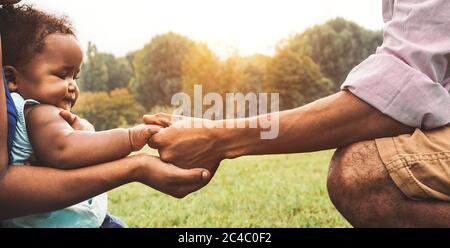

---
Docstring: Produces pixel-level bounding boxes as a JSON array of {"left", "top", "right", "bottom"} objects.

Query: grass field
[{"left": 108, "top": 148, "right": 351, "bottom": 228}]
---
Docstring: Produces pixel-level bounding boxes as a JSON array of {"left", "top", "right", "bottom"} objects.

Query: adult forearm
[
  {"left": 0, "top": 155, "right": 140, "bottom": 220},
  {"left": 219, "top": 91, "right": 414, "bottom": 158},
  {"left": 0, "top": 36, "right": 9, "bottom": 168}
]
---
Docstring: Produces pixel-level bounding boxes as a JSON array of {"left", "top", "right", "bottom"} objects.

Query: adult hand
[
  {"left": 59, "top": 110, "right": 95, "bottom": 132},
  {"left": 134, "top": 154, "right": 210, "bottom": 198},
  {"left": 143, "top": 113, "right": 224, "bottom": 177},
  {"left": 0, "top": 0, "right": 21, "bottom": 5}
]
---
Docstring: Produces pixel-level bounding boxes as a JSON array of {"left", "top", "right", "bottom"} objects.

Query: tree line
[{"left": 73, "top": 18, "right": 382, "bottom": 130}]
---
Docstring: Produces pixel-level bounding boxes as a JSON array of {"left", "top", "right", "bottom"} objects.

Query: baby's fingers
[{"left": 146, "top": 125, "right": 162, "bottom": 137}]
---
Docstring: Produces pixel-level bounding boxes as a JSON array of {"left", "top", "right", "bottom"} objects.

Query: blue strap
[{"left": 2, "top": 68, "right": 18, "bottom": 163}]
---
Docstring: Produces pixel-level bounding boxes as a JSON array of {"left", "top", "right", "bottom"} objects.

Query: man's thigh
[{"left": 327, "top": 127, "right": 450, "bottom": 227}]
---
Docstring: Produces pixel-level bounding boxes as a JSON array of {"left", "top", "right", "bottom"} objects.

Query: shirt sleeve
[{"left": 341, "top": 0, "right": 450, "bottom": 129}]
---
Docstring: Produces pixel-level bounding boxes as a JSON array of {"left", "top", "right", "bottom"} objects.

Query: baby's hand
[{"left": 128, "top": 124, "right": 162, "bottom": 151}]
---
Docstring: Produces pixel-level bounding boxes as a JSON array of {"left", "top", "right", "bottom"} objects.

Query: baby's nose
[{"left": 68, "top": 81, "right": 78, "bottom": 91}]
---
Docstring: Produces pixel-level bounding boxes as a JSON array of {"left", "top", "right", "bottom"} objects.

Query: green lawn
[{"left": 108, "top": 148, "right": 351, "bottom": 227}]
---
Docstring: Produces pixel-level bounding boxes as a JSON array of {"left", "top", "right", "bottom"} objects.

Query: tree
[
  {"left": 266, "top": 48, "right": 333, "bottom": 110},
  {"left": 105, "top": 57, "right": 133, "bottom": 91},
  {"left": 238, "top": 54, "right": 271, "bottom": 93},
  {"left": 287, "top": 18, "right": 382, "bottom": 90},
  {"left": 129, "top": 32, "right": 195, "bottom": 110},
  {"left": 73, "top": 88, "right": 145, "bottom": 130},
  {"left": 78, "top": 42, "right": 109, "bottom": 92},
  {"left": 181, "top": 43, "right": 222, "bottom": 95},
  {"left": 78, "top": 42, "right": 132, "bottom": 92},
  {"left": 182, "top": 46, "right": 270, "bottom": 95}
]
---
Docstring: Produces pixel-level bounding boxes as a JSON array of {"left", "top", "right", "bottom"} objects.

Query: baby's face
[{"left": 13, "top": 33, "right": 83, "bottom": 110}]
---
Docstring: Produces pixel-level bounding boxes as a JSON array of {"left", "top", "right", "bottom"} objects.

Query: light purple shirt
[{"left": 341, "top": 0, "right": 450, "bottom": 129}]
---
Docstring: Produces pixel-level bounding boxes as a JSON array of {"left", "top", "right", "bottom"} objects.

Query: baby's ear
[{"left": 3, "top": 65, "right": 18, "bottom": 92}]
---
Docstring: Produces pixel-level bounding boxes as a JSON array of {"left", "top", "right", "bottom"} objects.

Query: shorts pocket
[
  {"left": 386, "top": 153, "right": 450, "bottom": 201},
  {"left": 407, "top": 153, "right": 450, "bottom": 201}
]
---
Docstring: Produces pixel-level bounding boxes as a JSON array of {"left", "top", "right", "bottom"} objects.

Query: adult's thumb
[{"left": 174, "top": 167, "right": 211, "bottom": 184}]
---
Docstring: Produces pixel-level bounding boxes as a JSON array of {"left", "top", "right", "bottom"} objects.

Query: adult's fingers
[
  {"left": 59, "top": 110, "right": 77, "bottom": 124},
  {"left": 147, "top": 133, "right": 162, "bottom": 149},
  {"left": 174, "top": 180, "right": 210, "bottom": 198},
  {"left": 169, "top": 168, "right": 211, "bottom": 198},
  {"left": 168, "top": 165, "right": 211, "bottom": 184},
  {"left": 143, "top": 113, "right": 173, "bottom": 127}
]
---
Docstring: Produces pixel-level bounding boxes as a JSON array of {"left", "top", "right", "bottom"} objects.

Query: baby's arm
[{"left": 25, "top": 104, "right": 159, "bottom": 169}]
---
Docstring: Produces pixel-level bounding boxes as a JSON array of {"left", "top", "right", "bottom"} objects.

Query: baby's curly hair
[{"left": 0, "top": 4, "right": 75, "bottom": 68}]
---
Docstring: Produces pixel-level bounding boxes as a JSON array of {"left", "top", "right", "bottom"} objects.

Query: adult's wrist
[
  {"left": 212, "top": 119, "right": 254, "bottom": 160},
  {"left": 127, "top": 154, "right": 147, "bottom": 183},
  {"left": 207, "top": 121, "right": 229, "bottom": 160}
]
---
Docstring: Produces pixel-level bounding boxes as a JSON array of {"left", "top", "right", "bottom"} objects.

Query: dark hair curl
[{"left": 0, "top": 4, "right": 75, "bottom": 68}]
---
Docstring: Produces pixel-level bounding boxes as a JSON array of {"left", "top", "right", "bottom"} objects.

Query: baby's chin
[
  {"left": 59, "top": 101, "right": 75, "bottom": 111},
  {"left": 60, "top": 106, "right": 72, "bottom": 111}
]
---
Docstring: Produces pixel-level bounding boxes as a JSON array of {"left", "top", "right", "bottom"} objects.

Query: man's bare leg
[{"left": 327, "top": 140, "right": 450, "bottom": 227}]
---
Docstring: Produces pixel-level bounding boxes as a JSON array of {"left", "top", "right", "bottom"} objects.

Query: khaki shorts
[{"left": 375, "top": 125, "right": 450, "bottom": 201}]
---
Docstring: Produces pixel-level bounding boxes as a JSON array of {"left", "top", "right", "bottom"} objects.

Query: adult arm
[
  {"left": 144, "top": 0, "right": 450, "bottom": 172},
  {"left": 26, "top": 104, "right": 159, "bottom": 169},
  {"left": 144, "top": 91, "right": 415, "bottom": 174},
  {"left": 1, "top": 36, "right": 129, "bottom": 219},
  {"left": 0, "top": 154, "right": 209, "bottom": 220},
  {"left": 1, "top": 105, "right": 209, "bottom": 220},
  {"left": 0, "top": 0, "right": 21, "bottom": 165},
  {"left": 0, "top": 0, "right": 209, "bottom": 221},
  {"left": 1, "top": 38, "right": 208, "bottom": 220},
  {"left": 0, "top": 36, "right": 8, "bottom": 168},
  {"left": 219, "top": 90, "right": 415, "bottom": 156},
  {"left": 0, "top": 0, "right": 132, "bottom": 220}
]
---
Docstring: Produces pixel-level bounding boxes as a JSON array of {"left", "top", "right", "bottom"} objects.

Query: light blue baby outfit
[{"left": 0, "top": 93, "right": 108, "bottom": 228}]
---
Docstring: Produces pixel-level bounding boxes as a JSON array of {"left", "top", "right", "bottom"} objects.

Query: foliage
[
  {"left": 129, "top": 32, "right": 196, "bottom": 110},
  {"left": 181, "top": 45, "right": 272, "bottom": 117},
  {"left": 181, "top": 43, "right": 222, "bottom": 95},
  {"left": 147, "top": 105, "right": 177, "bottom": 115},
  {"left": 182, "top": 46, "right": 270, "bottom": 96},
  {"left": 266, "top": 48, "right": 333, "bottom": 110},
  {"left": 77, "top": 18, "right": 381, "bottom": 117},
  {"left": 238, "top": 54, "right": 271, "bottom": 93},
  {"left": 78, "top": 42, "right": 132, "bottom": 92},
  {"left": 287, "top": 18, "right": 382, "bottom": 90},
  {"left": 73, "top": 88, "right": 145, "bottom": 130}
]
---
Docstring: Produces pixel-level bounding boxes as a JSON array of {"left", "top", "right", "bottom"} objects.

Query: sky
[{"left": 23, "top": 0, "right": 384, "bottom": 59}]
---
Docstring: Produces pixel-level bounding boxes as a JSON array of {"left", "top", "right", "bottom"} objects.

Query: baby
[{"left": 0, "top": 5, "right": 160, "bottom": 227}]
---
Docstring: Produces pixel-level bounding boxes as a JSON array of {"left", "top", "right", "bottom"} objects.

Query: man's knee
[
  {"left": 327, "top": 140, "right": 400, "bottom": 227},
  {"left": 327, "top": 140, "right": 384, "bottom": 205}
]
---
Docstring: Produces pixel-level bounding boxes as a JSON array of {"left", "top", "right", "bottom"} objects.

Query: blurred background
[
  {"left": 24, "top": 0, "right": 384, "bottom": 130},
  {"left": 21, "top": 0, "right": 385, "bottom": 227}
]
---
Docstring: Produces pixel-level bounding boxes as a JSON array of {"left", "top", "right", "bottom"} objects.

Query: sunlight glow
[{"left": 23, "top": 0, "right": 384, "bottom": 58}]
